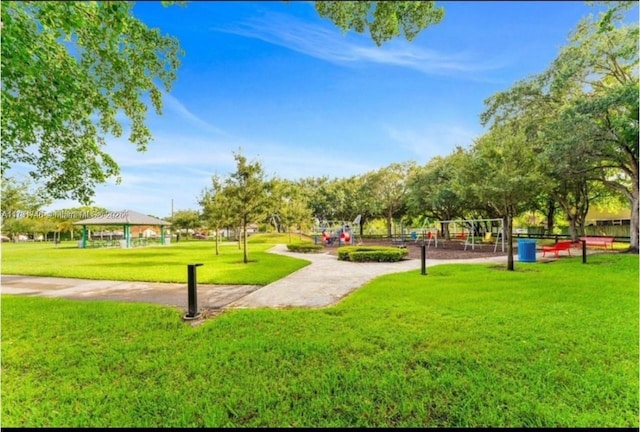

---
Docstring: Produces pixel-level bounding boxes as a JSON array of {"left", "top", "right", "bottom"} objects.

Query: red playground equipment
[
  {"left": 315, "top": 215, "right": 360, "bottom": 247},
  {"left": 321, "top": 225, "right": 353, "bottom": 246}
]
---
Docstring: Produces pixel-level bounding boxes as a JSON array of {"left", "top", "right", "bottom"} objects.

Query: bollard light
[{"left": 184, "top": 263, "right": 204, "bottom": 320}]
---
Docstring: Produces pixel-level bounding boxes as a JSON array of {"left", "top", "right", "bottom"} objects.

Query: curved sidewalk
[{"left": 228, "top": 244, "right": 509, "bottom": 309}]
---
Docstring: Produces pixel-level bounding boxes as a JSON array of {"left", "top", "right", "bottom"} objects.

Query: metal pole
[
  {"left": 582, "top": 240, "right": 587, "bottom": 264},
  {"left": 185, "top": 263, "right": 203, "bottom": 319},
  {"left": 421, "top": 244, "right": 427, "bottom": 275}
]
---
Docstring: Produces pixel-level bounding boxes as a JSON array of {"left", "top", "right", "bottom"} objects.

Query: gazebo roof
[{"left": 73, "top": 210, "right": 171, "bottom": 226}]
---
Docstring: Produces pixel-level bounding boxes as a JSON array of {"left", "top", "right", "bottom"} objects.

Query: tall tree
[
  {"left": 0, "top": 177, "right": 48, "bottom": 218},
  {"left": 483, "top": 2, "right": 638, "bottom": 251},
  {"left": 1, "top": 178, "right": 50, "bottom": 240},
  {"left": 367, "top": 162, "right": 417, "bottom": 237},
  {"left": 199, "top": 174, "right": 233, "bottom": 255},
  {"left": 225, "top": 152, "right": 269, "bottom": 264},
  {"left": 481, "top": 2, "right": 640, "bottom": 253},
  {"left": 457, "top": 125, "right": 546, "bottom": 271},
  {"left": 169, "top": 209, "right": 200, "bottom": 240},
  {"left": 405, "top": 150, "right": 469, "bottom": 237},
  {"left": 269, "top": 178, "right": 313, "bottom": 243},
  {"left": 545, "top": 2, "right": 638, "bottom": 251}
]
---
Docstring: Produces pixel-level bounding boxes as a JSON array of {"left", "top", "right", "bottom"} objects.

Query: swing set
[
  {"left": 390, "top": 217, "right": 440, "bottom": 248},
  {"left": 439, "top": 218, "right": 505, "bottom": 252}
]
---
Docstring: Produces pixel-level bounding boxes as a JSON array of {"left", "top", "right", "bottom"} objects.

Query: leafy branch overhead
[
  {"left": 1, "top": 2, "right": 184, "bottom": 203},
  {"left": 314, "top": 1, "right": 444, "bottom": 46}
]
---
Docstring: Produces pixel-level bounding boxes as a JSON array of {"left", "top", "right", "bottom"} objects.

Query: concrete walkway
[
  {"left": 1, "top": 274, "right": 259, "bottom": 310},
  {"left": 1, "top": 244, "right": 515, "bottom": 311},
  {"left": 229, "top": 244, "right": 509, "bottom": 308}
]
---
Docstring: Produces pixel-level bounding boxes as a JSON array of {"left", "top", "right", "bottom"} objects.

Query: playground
[
  {"left": 323, "top": 238, "right": 509, "bottom": 260},
  {"left": 314, "top": 215, "right": 509, "bottom": 260}
]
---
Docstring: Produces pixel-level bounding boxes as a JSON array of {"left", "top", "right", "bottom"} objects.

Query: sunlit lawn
[
  {"left": 2, "top": 253, "right": 637, "bottom": 427},
  {"left": 0, "top": 234, "right": 310, "bottom": 285}
]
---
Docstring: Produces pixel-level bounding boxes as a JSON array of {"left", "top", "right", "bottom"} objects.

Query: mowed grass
[
  {"left": 2, "top": 253, "right": 637, "bottom": 427},
  {"left": 0, "top": 234, "right": 310, "bottom": 285}
]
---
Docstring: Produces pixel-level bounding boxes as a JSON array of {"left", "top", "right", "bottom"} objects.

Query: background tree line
[{"left": 2, "top": 1, "right": 636, "bottom": 262}]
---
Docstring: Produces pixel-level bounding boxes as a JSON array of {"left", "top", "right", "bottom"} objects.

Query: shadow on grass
[
  {"left": 488, "top": 264, "right": 541, "bottom": 272},
  {"left": 81, "top": 260, "right": 188, "bottom": 268}
]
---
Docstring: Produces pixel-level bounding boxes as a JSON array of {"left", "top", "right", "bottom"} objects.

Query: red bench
[
  {"left": 541, "top": 240, "right": 574, "bottom": 258},
  {"left": 580, "top": 236, "right": 615, "bottom": 249}
]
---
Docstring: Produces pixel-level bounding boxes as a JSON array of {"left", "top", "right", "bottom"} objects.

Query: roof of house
[{"left": 73, "top": 210, "right": 171, "bottom": 226}]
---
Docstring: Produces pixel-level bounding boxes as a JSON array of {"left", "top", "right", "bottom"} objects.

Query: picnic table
[{"left": 580, "top": 236, "right": 615, "bottom": 249}]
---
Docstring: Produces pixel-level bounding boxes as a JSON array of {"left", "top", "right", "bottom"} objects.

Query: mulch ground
[{"left": 322, "top": 239, "right": 510, "bottom": 260}]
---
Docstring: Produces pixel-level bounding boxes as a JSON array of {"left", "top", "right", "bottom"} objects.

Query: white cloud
[
  {"left": 102, "top": 133, "right": 239, "bottom": 169},
  {"left": 162, "top": 93, "right": 232, "bottom": 137},
  {"left": 383, "top": 123, "right": 481, "bottom": 161},
  {"left": 217, "top": 12, "right": 506, "bottom": 78}
]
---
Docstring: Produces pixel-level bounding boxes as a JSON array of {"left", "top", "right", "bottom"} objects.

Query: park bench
[
  {"left": 541, "top": 240, "right": 574, "bottom": 258},
  {"left": 580, "top": 236, "right": 615, "bottom": 249}
]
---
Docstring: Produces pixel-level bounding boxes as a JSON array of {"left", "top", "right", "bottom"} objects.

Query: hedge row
[
  {"left": 337, "top": 246, "right": 408, "bottom": 262},
  {"left": 286, "top": 243, "right": 324, "bottom": 253}
]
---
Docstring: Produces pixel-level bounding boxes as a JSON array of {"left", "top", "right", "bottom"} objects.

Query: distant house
[
  {"left": 218, "top": 224, "right": 259, "bottom": 239},
  {"left": 585, "top": 207, "right": 631, "bottom": 226},
  {"left": 130, "top": 227, "right": 159, "bottom": 238}
]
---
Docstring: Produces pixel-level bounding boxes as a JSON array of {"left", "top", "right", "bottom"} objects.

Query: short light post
[{"left": 184, "top": 263, "right": 204, "bottom": 320}]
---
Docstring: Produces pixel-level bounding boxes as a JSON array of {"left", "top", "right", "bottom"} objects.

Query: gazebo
[{"left": 73, "top": 209, "right": 171, "bottom": 248}]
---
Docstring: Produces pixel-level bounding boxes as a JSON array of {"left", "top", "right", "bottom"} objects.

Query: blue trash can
[{"left": 517, "top": 239, "right": 537, "bottom": 262}]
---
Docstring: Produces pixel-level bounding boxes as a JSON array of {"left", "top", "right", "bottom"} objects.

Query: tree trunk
[
  {"left": 545, "top": 198, "right": 556, "bottom": 236},
  {"left": 215, "top": 227, "right": 220, "bottom": 256},
  {"left": 568, "top": 216, "right": 579, "bottom": 242},
  {"left": 242, "top": 218, "right": 249, "bottom": 263},
  {"left": 506, "top": 215, "right": 514, "bottom": 271},
  {"left": 441, "top": 222, "right": 451, "bottom": 240},
  {"left": 630, "top": 188, "right": 639, "bottom": 253}
]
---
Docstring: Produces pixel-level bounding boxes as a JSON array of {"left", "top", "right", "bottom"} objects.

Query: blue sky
[{"left": 41, "top": 1, "right": 629, "bottom": 219}]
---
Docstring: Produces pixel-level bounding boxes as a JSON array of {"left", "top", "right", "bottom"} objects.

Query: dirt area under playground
[{"left": 322, "top": 238, "right": 510, "bottom": 261}]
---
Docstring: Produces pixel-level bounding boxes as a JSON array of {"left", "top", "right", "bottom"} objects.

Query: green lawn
[
  {"left": 0, "top": 234, "right": 310, "bottom": 285},
  {"left": 2, "top": 252, "right": 637, "bottom": 427}
]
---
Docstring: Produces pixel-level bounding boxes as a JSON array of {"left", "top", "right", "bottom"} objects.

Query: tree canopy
[
  {"left": 224, "top": 152, "right": 270, "bottom": 263},
  {"left": 1, "top": 1, "right": 183, "bottom": 203},
  {"left": 481, "top": 1, "right": 638, "bottom": 251}
]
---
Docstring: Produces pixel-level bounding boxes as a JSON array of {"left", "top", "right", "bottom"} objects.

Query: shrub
[
  {"left": 337, "top": 246, "right": 408, "bottom": 262},
  {"left": 286, "top": 243, "right": 324, "bottom": 253}
]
